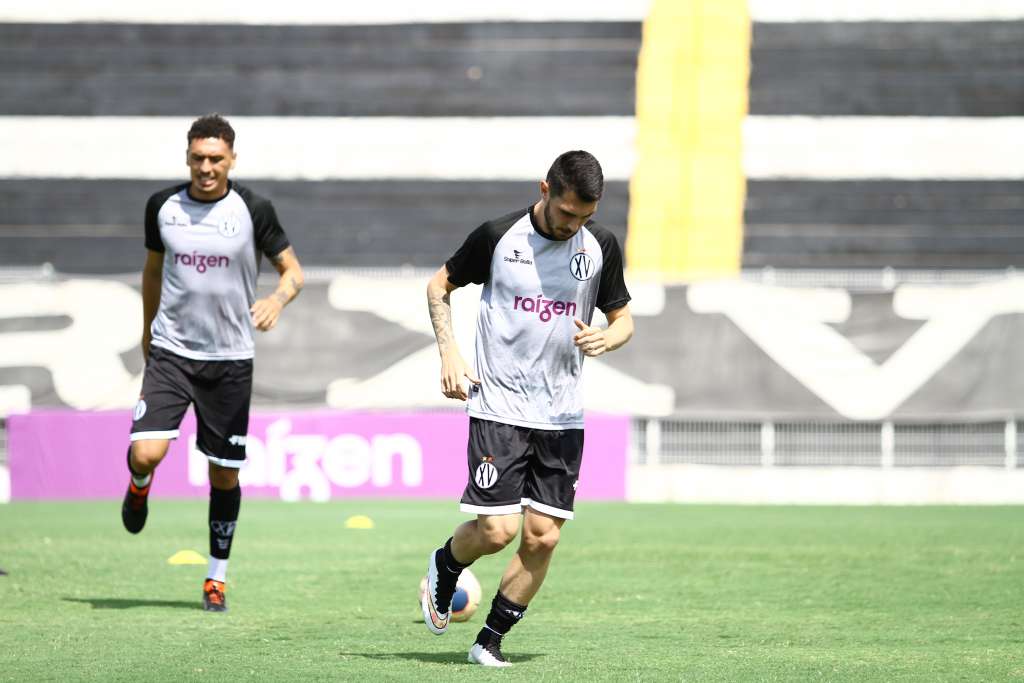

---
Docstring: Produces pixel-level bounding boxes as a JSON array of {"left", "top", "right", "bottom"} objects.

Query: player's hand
[
  {"left": 440, "top": 352, "right": 480, "bottom": 401},
  {"left": 250, "top": 297, "right": 284, "bottom": 331},
  {"left": 573, "top": 318, "right": 608, "bottom": 357}
]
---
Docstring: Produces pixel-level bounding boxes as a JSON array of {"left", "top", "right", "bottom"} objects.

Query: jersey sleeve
[
  {"left": 445, "top": 222, "right": 500, "bottom": 286},
  {"left": 593, "top": 226, "right": 631, "bottom": 313},
  {"left": 252, "top": 199, "right": 291, "bottom": 259},
  {"left": 144, "top": 192, "right": 165, "bottom": 252}
]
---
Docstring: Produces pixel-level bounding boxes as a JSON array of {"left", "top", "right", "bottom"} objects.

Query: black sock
[
  {"left": 209, "top": 485, "right": 241, "bottom": 560},
  {"left": 476, "top": 591, "right": 527, "bottom": 644},
  {"left": 441, "top": 537, "right": 471, "bottom": 575}
]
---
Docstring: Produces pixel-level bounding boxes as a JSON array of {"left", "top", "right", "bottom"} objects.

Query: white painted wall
[
  {"left": 629, "top": 464, "right": 1024, "bottom": 505},
  {"left": 5, "top": 0, "right": 1023, "bottom": 24},
  {"left": 4, "top": 116, "right": 1023, "bottom": 181}
]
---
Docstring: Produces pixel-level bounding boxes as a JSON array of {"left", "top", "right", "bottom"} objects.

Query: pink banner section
[{"left": 7, "top": 410, "right": 628, "bottom": 502}]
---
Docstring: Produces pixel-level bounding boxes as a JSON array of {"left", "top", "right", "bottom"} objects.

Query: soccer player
[
  {"left": 421, "top": 151, "right": 634, "bottom": 665},
  {"left": 120, "top": 114, "right": 304, "bottom": 612}
]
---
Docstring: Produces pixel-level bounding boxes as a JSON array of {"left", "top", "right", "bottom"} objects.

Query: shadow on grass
[
  {"left": 339, "top": 651, "right": 544, "bottom": 665},
  {"left": 62, "top": 597, "right": 200, "bottom": 610}
]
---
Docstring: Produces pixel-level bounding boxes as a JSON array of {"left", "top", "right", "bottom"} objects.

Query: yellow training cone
[
  {"left": 345, "top": 515, "right": 374, "bottom": 530},
  {"left": 167, "top": 550, "right": 206, "bottom": 565}
]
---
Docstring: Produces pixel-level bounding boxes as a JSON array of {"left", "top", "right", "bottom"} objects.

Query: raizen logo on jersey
[
  {"left": 186, "top": 419, "right": 423, "bottom": 502},
  {"left": 513, "top": 295, "right": 578, "bottom": 322},
  {"left": 174, "top": 252, "right": 230, "bottom": 273},
  {"left": 504, "top": 249, "right": 533, "bottom": 265}
]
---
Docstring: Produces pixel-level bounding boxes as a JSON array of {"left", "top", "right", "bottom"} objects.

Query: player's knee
[
  {"left": 208, "top": 463, "right": 240, "bottom": 490},
  {"left": 477, "top": 517, "right": 518, "bottom": 553},
  {"left": 521, "top": 524, "right": 560, "bottom": 556},
  {"left": 131, "top": 441, "right": 168, "bottom": 471}
]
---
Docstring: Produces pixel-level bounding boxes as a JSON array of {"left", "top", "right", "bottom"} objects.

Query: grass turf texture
[{"left": 1, "top": 501, "right": 1022, "bottom": 681}]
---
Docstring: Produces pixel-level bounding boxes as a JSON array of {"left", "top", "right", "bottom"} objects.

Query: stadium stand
[
  {"left": 744, "top": 20, "right": 1024, "bottom": 268},
  {"left": 1, "top": 1, "right": 1023, "bottom": 497}
]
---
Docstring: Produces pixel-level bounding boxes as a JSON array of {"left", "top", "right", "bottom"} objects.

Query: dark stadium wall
[
  {"left": 743, "top": 18, "right": 1024, "bottom": 268},
  {"left": 743, "top": 181, "right": 1024, "bottom": 269},
  {"left": 0, "top": 18, "right": 637, "bottom": 272},
  {"left": 750, "top": 22, "right": 1024, "bottom": 117},
  {"left": 2, "top": 4, "right": 1022, "bottom": 272},
  {"left": 0, "top": 179, "right": 629, "bottom": 272},
  {"left": 0, "top": 23, "right": 640, "bottom": 117}
]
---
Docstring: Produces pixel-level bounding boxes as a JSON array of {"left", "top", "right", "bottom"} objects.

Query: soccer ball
[{"left": 419, "top": 568, "right": 482, "bottom": 622}]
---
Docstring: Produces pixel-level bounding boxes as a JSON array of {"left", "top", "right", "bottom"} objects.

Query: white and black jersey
[
  {"left": 446, "top": 207, "right": 630, "bottom": 430},
  {"left": 144, "top": 181, "right": 290, "bottom": 361}
]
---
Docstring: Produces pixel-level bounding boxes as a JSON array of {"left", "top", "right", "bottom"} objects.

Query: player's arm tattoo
[
  {"left": 269, "top": 247, "right": 304, "bottom": 307},
  {"left": 428, "top": 287, "right": 455, "bottom": 353}
]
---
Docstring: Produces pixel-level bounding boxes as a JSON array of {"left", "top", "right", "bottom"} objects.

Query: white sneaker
[
  {"left": 420, "top": 549, "right": 450, "bottom": 635},
  {"left": 468, "top": 642, "right": 511, "bottom": 667}
]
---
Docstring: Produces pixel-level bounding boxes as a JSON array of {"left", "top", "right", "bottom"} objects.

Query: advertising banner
[{"left": 7, "top": 410, "right": 629, "bottom": 502}]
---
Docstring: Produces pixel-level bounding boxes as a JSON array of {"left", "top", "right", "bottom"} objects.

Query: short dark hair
[
  {"left": 187, "top": 114, "right": 235, "bottom": 148},
  {"left": 546, "top": 150, "right": 604, "bottom": 203}
]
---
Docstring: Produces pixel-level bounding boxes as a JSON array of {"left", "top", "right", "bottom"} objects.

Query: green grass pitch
[{"left": 1, "top": 501, "right": 1022, "bottom": 681}]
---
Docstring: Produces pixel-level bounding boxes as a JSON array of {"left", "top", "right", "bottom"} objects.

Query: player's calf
[{"left": 205, "top": 483, "right": 240, "bottom": 611}]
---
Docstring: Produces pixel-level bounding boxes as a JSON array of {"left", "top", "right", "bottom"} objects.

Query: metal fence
[
  {"left": 3, "top": 416, "right": 1018, "bottom": 470},
  {"left": 632, "top": 418, "right": 1021, "bottom": 468},
  {"left": 742, "top": 267, "right": 1017, "bottom": 291}
]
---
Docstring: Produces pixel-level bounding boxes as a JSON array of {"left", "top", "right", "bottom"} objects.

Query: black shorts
[
  {"left": 460, "top": 417, "right": 584, "bottom": 520},
  {"left": 130, "top": 345, "right": 253, "bottom": 468}
]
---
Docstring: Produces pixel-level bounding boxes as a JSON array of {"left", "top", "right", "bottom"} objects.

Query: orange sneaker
[
  {"left": 202, "top": 579, "right": 227, "bottom": 612},
  {"left": 120, "top": 479, "right": 151, "bottom": 534}
]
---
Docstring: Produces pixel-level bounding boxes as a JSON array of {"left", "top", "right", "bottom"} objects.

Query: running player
[
  {"left": 421, "top": 150, "right": 634, "bottom": 665},
  {"left": 120, "top": 114, "right": 304, "bottom": 612}
]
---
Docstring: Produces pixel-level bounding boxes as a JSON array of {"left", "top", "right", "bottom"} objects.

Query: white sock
[
  {"left": 207, "top": 556, "right": 228, "bottom": 583},
  {"left": 131, "top": 472, "right": 151, "bottom": 488}
]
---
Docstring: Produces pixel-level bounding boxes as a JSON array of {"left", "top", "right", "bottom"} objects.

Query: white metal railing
[
  {"left": 633, "top": 418, "right": 1021, "bottom": 469},
  {"left": 744, "top": 267, "right": 1017, "bottom": 291}
]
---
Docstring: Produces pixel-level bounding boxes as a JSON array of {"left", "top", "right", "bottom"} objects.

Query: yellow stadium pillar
[{"left": 627, "top": 0, "right": 750, "bottom": 280}]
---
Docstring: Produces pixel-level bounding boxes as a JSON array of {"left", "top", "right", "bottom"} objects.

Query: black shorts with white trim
[
  {"left": 459, "top": 417, "right": 583, "bottom": 520},
  {"left": 129, "top": 346, "right": 252, "bottom": 468}
]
